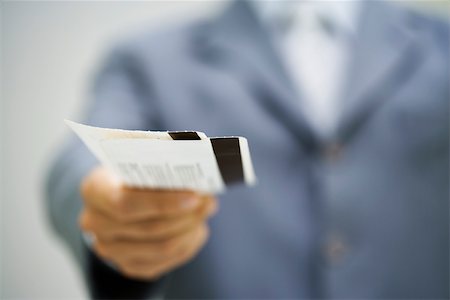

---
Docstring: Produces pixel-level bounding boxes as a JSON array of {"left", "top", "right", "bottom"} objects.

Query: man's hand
[{"left": 79, "top": 166, "right": 217, "bottom": 281}]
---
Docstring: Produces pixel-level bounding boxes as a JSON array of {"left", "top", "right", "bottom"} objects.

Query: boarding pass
[{"left": 65, "top": 120, "right": 257, "bottom": 194}]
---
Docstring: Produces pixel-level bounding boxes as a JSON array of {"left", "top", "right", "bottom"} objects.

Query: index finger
[
  {"left": 81, "top": 168, "right": 205, "bottom": 221},
  {"left": 112, "top": 187, "right": 204, "bottom": 221}
]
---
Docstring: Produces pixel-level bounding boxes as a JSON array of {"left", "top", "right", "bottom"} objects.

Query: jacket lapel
[
  {"left": 336, "top": 1, "right": 428, "bottom": 143},
  {"left": 192, "top": 0, "right": 428, "bottom": 151},
  {"left": 191, "top": 0, "right": 320, "bottom": 153}
]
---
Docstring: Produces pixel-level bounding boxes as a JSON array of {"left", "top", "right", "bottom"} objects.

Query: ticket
[{"left": 65, "top": 120, "right": 257, "bottom": 194}]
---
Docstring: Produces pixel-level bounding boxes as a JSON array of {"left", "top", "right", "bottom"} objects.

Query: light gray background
[
  {"left": 0, "top": 1, "right": 447, "bottom": 299},
  {"left": 1, "top": 2, "right": 221, "bottom": 298}
]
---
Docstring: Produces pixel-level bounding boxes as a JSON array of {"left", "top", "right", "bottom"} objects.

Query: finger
[
  {"left": 114, "top": 193, "right": 217, "bottom": 222},
  {"left": 93, "top": 223, "right": 202, "bottom": 261},
  {"left": 80, "top": 208, "right": 196, "bottom": 240},
  {"left": 81, "top": 168, "right": 206, "bottom": 221},
  {"left": 81, "top": 167, "right": 124, "bottom": 219},
  {"left": 202, "top": 195, "right": 219, "bottom": 218},
  {"left": 80, "top": 197, "right": 216, "bottom": 240},
  {"left": 110, "top": 190, "right": 215, "bottom": 221},
  {"left": 117, "top": 225, "right": 209, "bottom": 280}
]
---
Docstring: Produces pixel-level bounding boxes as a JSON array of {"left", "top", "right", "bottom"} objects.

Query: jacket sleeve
[{"left": 45, "top": 44, "right": 167, "bottom": 299}]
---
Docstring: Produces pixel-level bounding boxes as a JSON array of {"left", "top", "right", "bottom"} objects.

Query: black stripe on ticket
[
  {"left": 210, "top": 137, "right": 244, "bottom": 185},
  {"left": 168, "top": 131, "right": 201, "bottom": 140},
  {"left": 168, "top": 132, "right": 245, "bottom": 185}
]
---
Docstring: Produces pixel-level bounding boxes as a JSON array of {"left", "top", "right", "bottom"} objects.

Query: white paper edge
[
  {"left": 64, "top": 119, "right": 110, "bottom": 165},
  {"left": 238, "top": 137, "right": 257, "bottom": 186}
]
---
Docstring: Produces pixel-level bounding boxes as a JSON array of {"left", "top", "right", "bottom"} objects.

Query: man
[{"left": 46, "top": 0, "right": 449, "bottom": 298}]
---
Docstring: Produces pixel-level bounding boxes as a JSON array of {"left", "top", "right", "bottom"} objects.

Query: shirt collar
[{"left": 250, "top": 0, "right": 362, "bottom": 37}]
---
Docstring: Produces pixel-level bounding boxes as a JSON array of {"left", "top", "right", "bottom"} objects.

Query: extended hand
[{"left": 79, "top": 166, "right": 217, "bottom": 281}]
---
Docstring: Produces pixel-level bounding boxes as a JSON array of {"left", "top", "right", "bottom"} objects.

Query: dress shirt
[{"left": 252, "top": 1, "right": 361, "bottom": 138}]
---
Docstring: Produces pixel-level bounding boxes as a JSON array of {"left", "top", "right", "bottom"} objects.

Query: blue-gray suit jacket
[{"left": 46, "top": 1, "right": 449, "bottom": 298}]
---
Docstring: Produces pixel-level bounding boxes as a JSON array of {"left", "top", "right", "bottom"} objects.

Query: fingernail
[{"left": 182, "top": 196, "right": 199, "bottom": 209}]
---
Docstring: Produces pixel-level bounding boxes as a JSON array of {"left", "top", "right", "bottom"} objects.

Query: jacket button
[{"left": 325, "top": 233, "right": 348, "bottom": 266}]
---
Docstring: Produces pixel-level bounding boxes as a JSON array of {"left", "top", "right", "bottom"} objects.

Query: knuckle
[
  {"left": 158, "top": 239, "right": 177, "bottom": 255},
  {"left": 78, "top": 211, "right": 90, "bottom": 230},
  {"left": 111, "top": 191, "right": 132, "bottom": 221}
]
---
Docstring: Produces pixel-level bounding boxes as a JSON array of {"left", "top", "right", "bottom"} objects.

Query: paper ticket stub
[{"left": 65, "top": 120, "right": 257, "bottom": 194}]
